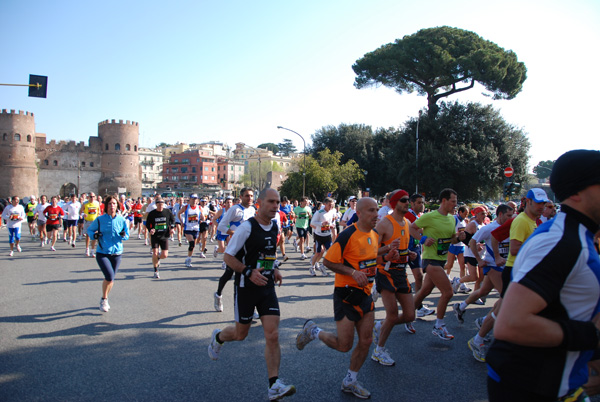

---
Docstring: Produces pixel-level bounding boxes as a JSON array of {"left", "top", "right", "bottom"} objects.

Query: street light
[
  {"left": 277, "top": 126, "right": 306, "bottom": 198},
  {"left": 415, "top": 110, "right": 422, "bottom": 194}
]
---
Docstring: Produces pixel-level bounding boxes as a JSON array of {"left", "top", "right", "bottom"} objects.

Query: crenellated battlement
[
  {"left": 1, "top": 109, "right": 34, "bottom": 117},
  {"left": 43, "top": 139, "right": 90, "bottom": 151},
  {"left": 98, "top": 119, "right": 138, "bottom": 126}
]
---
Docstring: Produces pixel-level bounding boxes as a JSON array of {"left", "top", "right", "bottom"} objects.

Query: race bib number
[
  {"left": 49, "top": 213, "right": 58, "bottom": 220},
  {"left": 391, "top": 248, "right": 409, "bottom": 268},
  {"left": 320, "top": 222, "right": 330, "bottom": 232},
  {"left": 298, "top": 212, "right": 307, "bottom": 219},
  {"left": 359, "top": 259, "right": 377, "bottom": 282},
  {"left": 155, "top": 223, "right": 167, "bottom": 231},
  {"left": 499, "top": 241, "right": 510, "bottom": 259},
  {"left": 437, "top": 238, "right": 452, "bottom": 256},
  {"left": 10, "top": 213, "right": 20, "bottom": 221},
  {"left": 88, "top": 207, "right": 97, "bottom": 215},
  {"left": 188, "top": 214, "right": 198, "bottom": 222},
  {"left": 257, "top": 253, "right": 276, "bottom": 273}
]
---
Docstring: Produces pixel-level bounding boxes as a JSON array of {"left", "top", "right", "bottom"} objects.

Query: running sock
[
  {"left": 269, "top": 377, "right": 278, "bottom": 388},
  {"left": 215, "top": 332, "right": 224, "bottom": 345},
  {"left": 344, "top": 370, "right": 358, "bottom": 385},
  {"left": 375, "top": 345, "right": 383, "bottom": 353},
  {"left": 435, "top": 318, "right": 445, "bottom": 328},
  {"left": 311, "top": 327, "right": 321, "bottom": 340},
  {"left": 460, "top": 301, "right": 468, "bottom": 311},
  {"left": 474, "top": 334, "right": 485, "bottom": 344}
]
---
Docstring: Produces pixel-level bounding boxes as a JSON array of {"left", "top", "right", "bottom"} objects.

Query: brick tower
[
  {"left": 97, "top": 119, "right": 141, "bottom": 197},
  {"left": 0, "top": 110, "right": 39, "bottom": 199}
]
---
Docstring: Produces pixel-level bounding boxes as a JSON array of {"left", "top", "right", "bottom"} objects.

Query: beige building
[{"left": 139, "top": 148, "right": 163, "bottom": 194}]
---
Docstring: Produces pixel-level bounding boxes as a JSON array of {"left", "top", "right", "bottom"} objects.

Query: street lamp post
[
  {"left": 415, "top": 110, "right": 421, "bottom": 195},
  {"left": 277, "top": 126, "right": 306, "bottom": 198}
]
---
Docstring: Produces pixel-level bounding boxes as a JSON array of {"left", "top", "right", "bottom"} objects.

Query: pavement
[{"left": 0, "top": 228, "right": 510, "bottom": 401}]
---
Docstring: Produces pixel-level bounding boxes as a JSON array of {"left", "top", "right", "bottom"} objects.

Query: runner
[
  {"left": 444, "top": 205, "right": 469, "bottom": 278},
  {"left": 131, "top": 198, "right": 144, "bottom": 238},
  {"left": 371, "top": 189, "right": 417, "bottom": 366},
  {"left": 2, "top": 196, "right": 26, "bottom": 256},
  {"left": 34, "top": 195, "right": 50, "bottom": 246},
  {"left": 451, "top": 206, "right": 487, "bottom": 295},
  {"left": 410, "top": 188, "right": 465, "bottom": 340},
  {"left": 65, "top": 194, "right": 82, "bottom": 248},
  {"left": 146, "top": 195, "right": 175, "bottom": 279},
  {"left": 196, "top": 197, "right": 212, "bottom": 259},
  {"left": 172, "top": 197, "right": 185, "bottom": 246},
  {"left": 207, "top": 188, "right": 296, "bottom": 401},
  {"left": 340, "top": 196, "right": 357, "bottom": 229},
  {"left": 25, "top": 195, "right": 37, "bottom": 240},
  {"left": 487, "top": 149, "right": 600, "bottom": 401},
  {"left": 178, "top": 194, "right": 201, "bottom": 268},
  {"left": 212, "top": 195, "right": 233, "bottom": 260},
  {"left": 87, "top": 195, "right": 129, "bottom": 313},
  {"left": 83, "top": 193, "right": 101, "bottom": 257},
  {"left": 43, "top": 196, "right": 65, "bottom": 252},
  {"left": 309, "top": 197, "right": 336, "bottom": 276},
  {"left": 296, "top": 197, "right": 396, "bottom": 399},
  {"left": 293, "top": 197, "right": 312, "bottom": 260}
]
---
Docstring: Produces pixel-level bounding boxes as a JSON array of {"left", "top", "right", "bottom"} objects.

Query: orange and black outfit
[
  {"left": 325, "top": 223, "right": 379, "bottom": 322},
  {"left": 375, "top": 215, "right": 412, "bottom": 295}
]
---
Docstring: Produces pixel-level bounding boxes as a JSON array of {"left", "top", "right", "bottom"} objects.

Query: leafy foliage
[
  {"left": 353, "top": 26, "right": 527, "bottom": 117},
  {"left": 277, "top": 139, "right": 297, "bottom": 156},
  {"left": 533, "top": 160, "right": 554, "bottom": 180},
  {"left": 257, "top": 143, "right": 279, "bottom": 154}
]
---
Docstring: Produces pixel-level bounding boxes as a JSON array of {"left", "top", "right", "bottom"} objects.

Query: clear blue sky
[{"left": 2, "top": 0, "right": 599, "bottom": 170}]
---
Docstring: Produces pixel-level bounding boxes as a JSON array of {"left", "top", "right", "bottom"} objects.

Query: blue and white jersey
[
  {"left": 486, "top": 205, "right": 600, "bottom": 398},
  {"left": 217, "top": 204, "right": 256, "bottom": 234},
  {"left": 470, "top": 220, "right": 503, "bottom": 266}
]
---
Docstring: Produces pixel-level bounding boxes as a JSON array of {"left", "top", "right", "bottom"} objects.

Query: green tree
[
  {"left": 277, "top": 138, "right": 297, "bottom": 156},
  {"left": 353, "top": 26, "right": 527, "bottom": 118},
  {"left": 533, "top": 160, "right": 554, "bottom": 180},
  {"left": 257, "top": 143, "right": 279, "bottom": 154},
  {"left": 279, "top": 149, "right": 363, "bottom": 201}
]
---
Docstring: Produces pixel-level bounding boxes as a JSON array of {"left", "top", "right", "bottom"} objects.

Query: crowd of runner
[{"left": 2, "top": 149, "right": 600, "bottom": 401}]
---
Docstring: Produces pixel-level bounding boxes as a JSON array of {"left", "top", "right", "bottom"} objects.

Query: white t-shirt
[
  {"left": 225, "top": 219, "right": 276, "bottom": 256},
  {"left": 34, "top": 202, "right": 50, "bottom": 223},
  {"left": 66, "top": 201, "right": 82, "bottom": 220},
  {"left": 2, "top": 204, "right": 26, "bottom": 229},
  {"left": 311, "top": 208, "right": 337, "bottom": 236}
]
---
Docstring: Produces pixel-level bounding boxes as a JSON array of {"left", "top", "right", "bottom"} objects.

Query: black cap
[{"left": 550, "top": 149, "right": 600, "bottom": 201}]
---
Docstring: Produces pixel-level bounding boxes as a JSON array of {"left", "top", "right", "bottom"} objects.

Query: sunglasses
[{"left": 399, "top": 198, "right": 409, "bottom": 203}]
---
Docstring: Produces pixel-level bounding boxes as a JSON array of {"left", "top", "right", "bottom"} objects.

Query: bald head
[
  {"left": 258, "top": 188, "right": 279, "bottom": 201},
  {"left": 356, "top": 197, "right": 378, "bottom": 230},
  {"left": 357, "top": 197, "right": 376, "bottom": 212}
]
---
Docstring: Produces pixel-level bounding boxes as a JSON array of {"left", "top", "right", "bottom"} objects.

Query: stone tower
[
  {"left": 0, "top": 110, "right": 39, "bottom": 199},
  {"left": 97, "top": 119, "right": 141, "bottom": 197}
]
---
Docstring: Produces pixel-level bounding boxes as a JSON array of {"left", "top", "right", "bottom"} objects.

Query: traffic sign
[{"left": 504, "top": 167, "right": 514, "bottom": 178}]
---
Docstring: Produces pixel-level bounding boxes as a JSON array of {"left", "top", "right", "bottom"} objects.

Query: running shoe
[
  {"left": 451, "top": 277, "right": 461, "bottom": 294},
  {"left": 253, "top": 311, "right": 260, "bottom": 320},
  {"left": 99, "top": 298, "right": 110, "bottom": 312},
  {"left": 457, "top": 283, "right": 471, "bottom": 294},
  {"left": 371, "top": 347, "right": 395, "bottom": 366},
  {"left": 8, "top": 251, "right": 13, "bottom": 257},
  {"left": 432, "top": 324, "right": 454, "bottom": 340},
  {"left": 71, "top": 242, "right": 75, "bottom": 248},
  {"left": 475, "top": 316, "right": 485, "bottom": 330},
  {"left": 467, "top": 337, "right": 488, "bottom": 362},
  {"left": 317, "top": 263, "right": 328, "bottom": 276},
  {"left": 283, "top": 254, "right": 289, "bottom": 262},
  {"left": 40, "top": 241, "right": 44, "bottom": 247},
  {"left": 144, "top": 239, "right": 148, "bottom": 246},
  {"left": 154, "top": 271, "right": 160, "bottom": 279},
  {"left": 214, "top": 292, "right": 223, "bottom": 312},
  {"left": 221, "top": 261, "right": 227, "bottom": 270},
  {"left": 213, "top": 246, "right": 218, "bottom": 258},
  {"left": 372, "top": 320, "right": 382, "bottom": 346},
  {"left": 309, "top": 265, "right": 316, "bottom": 277},
  {"left": 296, "top": 319, "right": 317, "bottom": 350},
  {"left": 404, "top": 322, "right": 416, "bottom": 334},
  {"left": 50, "top": 246, "right": 56, "bottom": 252},
  {"left": 453, "top": 303, "right": 465, "bottom": 324},
  {"left": 416, "top": 306, "right": 435, "bottom": 317},
  {"left": 199, "top": 252, "right": 207, "bottom": 259},
  {"left": 208, "top": 329, "right": 223, "bottom": 360},
  {"left": 341, "top": 380, "right": 371, "bottom": 399},
  {"left": 301, "top": 253, "right": 307, "bottom": 260},
  {"left": 293, "top": 239, "right": 298, "bottom": 252},
  {"left": 185, "top": 257, "right": 193, "bottom": 268},
  {"left": 85, "top": 248, "right": 90, "bottom": 257},
  {"left": 474, "top": 298, "right": 485, "bottom": 305},
  {"left": 179, "top": 241, "right": 182, "bottom": 247},
  {"left": 268, "top": 379, "right": 296, "bottom": 401},
  {"left": 16, "top": 245, "right": 22, "bottom": 252}
]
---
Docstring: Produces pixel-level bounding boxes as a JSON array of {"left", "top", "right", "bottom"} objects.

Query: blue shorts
[
  {"left": 408, "top": 246, "right": 421, "bottom": 269},
  {"left": 184, "top": 230, "right": 199, "bottom": 240},
  {"left": 483, "top": 265, "right": 504, "bottom": 275},
  {"left": 448, "top": 244, "right": 464, "bottom": 255},
  {"left": 96, "top": 253, "right": 122, "bottom": 282},
  {"left": 8, "top": 227, "right": 21, "bottom": 243},
  {"left": 314, "top": 234, "right": 332, "bottom": 253},
  {"left": 216, "top": 231, "right": 229, "bottom": 242},
  {"left": 67, "top": 220, "right": 78, "bottom": 228}
]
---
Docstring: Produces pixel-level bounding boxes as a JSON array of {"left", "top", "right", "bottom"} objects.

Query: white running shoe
[
  {"left": 432, "top": 324, "right": 454, "bottom": 340},
  {"left": 451, "top": 277, "right": 461, "bottom": 294},
  {"left": 468, "top": 336, "right": 488, "bottom": 362},
  {"left": 405, "top": 322, "right": 416, "bottom": 334},
  {"left": 154, "top": 271, "right": 160, "bottom": 279},
  {"left": 99, "top": 298, "right": 110, "bottom": 312},
  {"left": 221, "top": 261, "right": 227, "bottom": 270},
  {"left": 213, "top": 246, "right": 218, "bottom": 258},
  {"left": 208, "top": 329, "right": 223, "bottom": 360},
  {"left": 293, "top": 239, "right": 298, "bottom": 252},
  {"left": 296, "top": 319, "right": 317, "bottom": 350},
  {"left": 50, "top": 246, "right": 56, "bottom": 252},
  {"left": 341, "top": 380, "right": 371, "bottom": 399},
  {"left": 214, "top": 292, "right": 223, "bottom": 312},
  {"left": 8, "top": 251, "right": 13, "bottom": 257},
  {"left": 40, "top": 241, "right": 44, "bottom": 247},
  {"left": 309, "top": 265, "right": 316, "bottom": 277},
  {"left": 85, "top": 248, "right": 90, "bottom": 257},
  {"left": 301, "top": 253, "right": 307, "bottom": 260},
  {"left": 268, "top": 379, "right": 296, "bottom": 401},
  {"left": 416, "top": 306, "right": 435, "bottom": 317},
  {"left": 458, "top": 283, "right": 471, "bottom": 294},
  {"left": 199, "top": 252, "right": 207, "bottom": 259},
  {"left": 317, "top": 263, "right": 328, "bottom": 276},
  {"left": 371, "top": 347, "right": 395, "bottom": 366},
  {"left": 185, "top": 257, "right": 193, "bottom": 268},
  {"left": 16, "top": 245, "right": 22, "bottom": 252}
]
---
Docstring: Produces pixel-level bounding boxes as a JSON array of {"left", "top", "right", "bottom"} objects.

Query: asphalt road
[{"left": 0, "top": 227, "right": 515, "bottom": 401}]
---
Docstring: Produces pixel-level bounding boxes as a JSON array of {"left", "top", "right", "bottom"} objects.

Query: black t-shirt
[{"left": 146, "top": 209, "right": 175, "bottom": 240}]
